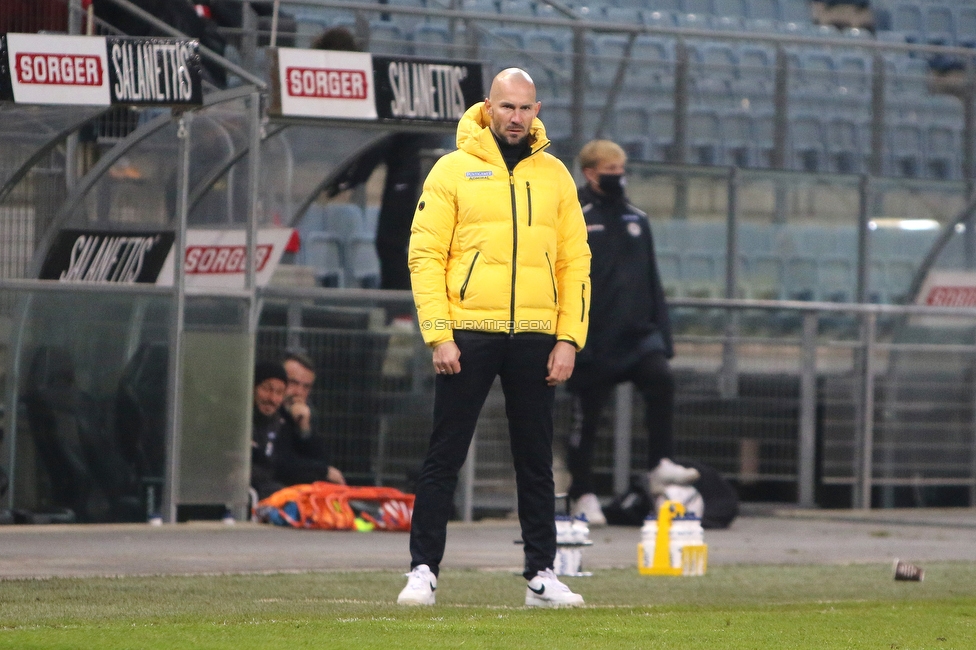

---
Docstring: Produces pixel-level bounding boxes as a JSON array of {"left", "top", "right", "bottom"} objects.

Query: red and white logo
[
  {"left": 286, "top": 67, "right": 368, "bottom": 99},
  {"left": 185, "top": 244, "right": 273, "bottom": 275},
  {"left": 15, "top": 53, "right": 103, "bottom": 86},
  {"left": 275, "top": 48, "right": 376, "bottom": 119},
  {"left": 6, "top": 33, "right": 111, "bottom": 105},
  {"left": 925, "top": 286, "right": 976, "bottom": 308}
]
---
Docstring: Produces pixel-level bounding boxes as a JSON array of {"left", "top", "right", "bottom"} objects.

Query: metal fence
[{"left": 254, "top": 287, "right": 976, "bottom": 518}]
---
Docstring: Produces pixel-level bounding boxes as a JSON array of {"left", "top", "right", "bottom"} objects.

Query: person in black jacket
[
  {"left": 250, "top": 361, "right": 344, "bottom": 501},
  {"left": 565, "top": 140, "right": 698, "bottom": 526}
]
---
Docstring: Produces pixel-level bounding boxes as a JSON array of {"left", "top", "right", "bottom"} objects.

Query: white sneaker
[
  {"left": 648, "top": 458, "right": 700, "bottom": 496},
  {"left": 525, "top": 568, "right": 584, "bottom": 608},
  {"left": 571, "top": 493, "right": 607, "bottom": 527},
  {"left": 397, "top": 564, "right": 436, "bottom": 606}
]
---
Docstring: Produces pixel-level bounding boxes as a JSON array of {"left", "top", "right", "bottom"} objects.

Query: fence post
[
  {"left": 613, "top": 383, "right": 634, "bottom": 495},
  {"left": 163, "top": 112, "right": 193, "bottom": 523},
  {"left": 798, "top": 311, "right": 818, "bottom": 507},
  {"left": 857, "top": 311, "right": 877, "bottom": 510}
]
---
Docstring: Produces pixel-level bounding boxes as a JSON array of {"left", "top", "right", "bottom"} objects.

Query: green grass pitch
[{"left": 1, "top": 563, "right": 974, "bottom": 649}]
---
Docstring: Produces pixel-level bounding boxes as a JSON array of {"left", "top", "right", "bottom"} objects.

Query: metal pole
[
  {"left": 246, "top": 92, "right": 261, "bottom": 326},
  {"left": 270, "top": 0, "right": 281, "bottom": 48},
  {"left": 798, "top": 311, "right": 818, "bottom": 508},
  {"left": 869, "top": 53, "right": 886, "bottom": 177},
  {"left": 772, "top": 45, "right": 789, "bottom": 224},
  {"left": 720, "top": 167, "right": 740, "bottom": 399},
  {"left": 163, "top": 112, "right": 194, "bottom": 523},
  {"left": 856, "top": 175, "right": 872, "bottom": 304},
  {"left": 460, "top": 429, "right": 477, "bottom": 522},
  {"left": 858, "top": 311, "right": 877, "bottom": 510},
  {"left": 613, "top": 383, "right": 634, "bottom": 495},
  {"left": 570, "top": 26, "right": 587, "bottom": 159}
]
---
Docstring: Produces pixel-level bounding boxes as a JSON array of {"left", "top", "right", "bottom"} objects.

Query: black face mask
[{"left": 598, "top": 174, "right": 626, "bottom": 199}]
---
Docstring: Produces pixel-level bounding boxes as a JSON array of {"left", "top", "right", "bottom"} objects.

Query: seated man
[{"left": 250, "top": 361, "right": 344, "bottom": 501}]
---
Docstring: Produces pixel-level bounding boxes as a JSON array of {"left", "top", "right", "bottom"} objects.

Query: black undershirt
[{"left": 493, "top": 132, "right": 530, "bottom": 172}]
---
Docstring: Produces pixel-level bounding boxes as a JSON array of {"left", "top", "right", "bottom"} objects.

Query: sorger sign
[
  {"left": 5, "top": 33, "right": 111, "bottom": 105},
  {"left": 270, "top": 48, "right": 377, "bottom": 119},
  {"left": 156, "top": 228, "right": 294, "bottom": 289}
]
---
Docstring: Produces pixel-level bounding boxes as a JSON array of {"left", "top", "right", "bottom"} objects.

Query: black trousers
[
  {"left": 409, "top": 331, "right": 557, "bottom": 580},
  {"left": 566, "top": 351, "right": 675, "bottom": 499}
]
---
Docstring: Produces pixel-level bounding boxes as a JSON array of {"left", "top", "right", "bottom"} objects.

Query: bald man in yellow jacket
[{"left": 398, "top": 68, "right": 591, "bottom": 608}]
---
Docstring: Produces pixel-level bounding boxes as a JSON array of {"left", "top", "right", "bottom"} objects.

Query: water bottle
[{"left": 668, "top": 516, "right": 704, "bottom": 569}]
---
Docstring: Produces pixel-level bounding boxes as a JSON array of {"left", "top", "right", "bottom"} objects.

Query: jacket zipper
[
  {"left": 509, "top": 172, "right": 518, "bottom": 333},
  {"left": 459, "top": 250, "right": 480, "bottom": 301},
  {"left": 580, "top": 283, "right": 586, "bottom": 322},
  {"left": 545, "top": 251, "right": 557, "bottom": 305},
  {"left": 526, "top": 181, "right": 532, "bottom": 226}
]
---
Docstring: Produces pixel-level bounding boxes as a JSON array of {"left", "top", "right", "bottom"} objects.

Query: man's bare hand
[
  {"left": 546, "top": 341, "right": 576, "bottom": 386},
  {"left": 432, "top": 341, "right": 461, "bottom": 375},
  {"left": 286, "top": 401, "right": 312, "bottom": 433},
  {"left": 328, "top": 466, "right": 346, "bottom": 485}
]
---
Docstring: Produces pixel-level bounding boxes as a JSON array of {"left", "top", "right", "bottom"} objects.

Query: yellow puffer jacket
[{"left": 409, "top": 101, "right": 591, "bottom": 348}]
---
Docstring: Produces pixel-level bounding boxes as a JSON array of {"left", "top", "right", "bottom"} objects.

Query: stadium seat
[
  {"left": 734, "top": 43, "right": 775, "bottom": 102},
  {"left": 750, "top": 110, "right": 775, "bottom": 167},
  {"left": 778, "top": 0, "right": 809, "bottom": 23},
  {"left": 540, "top": 98, "right": 571, "bottom": 142},
  {"left": 305, "top": 233, "right": 345, "bottom": 287},
  {"left": 644, "top": 9, "right": 678, "bottom": 29},
  {"left": 958, "top": 7, "right": 976, "bottom": 47},
  {"left": 484, "top": 27, "right": 527, "bottom": 71},
  {"left": 614, "top": 103, "right": 652, "bottom": 160},
  {"left": 825, "top": 116, "right": 866, "bottom": 174},
  {"left": 796, "top": 50, "right": 837, "bottom": 95},
  {"left": 384, "top": 0, "right": 427, "bottom": 30},
  {"left": 923, "top": 5, "right": 955, "bottom": 46},
  {"left": 349, "top": 237, "right": 381, "bottom": 288},
  {"left": 459, "top": 0, "right": 499, "bottom": 15},
  {"left": 604, "top": 7, "right": 644, "bottom": 25},
  {"left": 369, "top": 21, "right": 410, "bottom": 56},
  {"left": 886, "top": 120, "right": 924, "bottom": 178},
  {"left": 891, "top": 3, "right": 924, "bottom": 43},
  {"left": 783, "top": 255, "right": 818, "bottom": 301},
  {"left": 687, "top": 108, "right": 723, "bottom": 165},
  {"left": 410, "top": 23, "right": 455, "bottom": 58},
  {"left": 713, "top": 0, "right": 748, "bottom": 18},
  {"left": 683, "top": 0, "right": 715, "bottom": 16},
  {"left": 324, "top": 203, "right": 364, "bottom": 241},
  {"left": 746, "top": 0, "right": 778, "bottom": 21},
  {"left": 835, "top": 52, "right": 871, "bottom": 98},
  {"left": 649, "top": 104, "right": 677, "bottom": 162},
  {"left": 650, "top": 0, "right": 683, "bottom": 14},
  {"left": 719, "top": 109, "right": 753, "bottom": 167},
  {"left": 926, "top": 122, "right": 961, "bottom": 180},
  {"left": 788, "top": 113, "right": 827, "bottom": 172}
]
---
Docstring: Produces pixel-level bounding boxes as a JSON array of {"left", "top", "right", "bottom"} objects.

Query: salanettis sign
[
  {"left": 1, "top": 33, "right": 202, "bottom": 106},
  {"left": 372, "top": 55, "right": 482, "bottom": 122},
  {"left": 155, "top": 228, "right": 294, "bottom": 289},
  {"left": 39, "top": 230, "right": 175, "bottom": 283},
  {"left": 913, "top": 270, "right": 976, "bottom": 327},
  {"left": 269, "top": 47, "right": 377, "bottom": 119},
  {"left": 268, "top": 48, "right": 483, "bottom": 121}
]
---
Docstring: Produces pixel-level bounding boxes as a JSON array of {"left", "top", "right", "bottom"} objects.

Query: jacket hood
[{"left": 456, "top": 101, "right": 550, "bottom": 164}]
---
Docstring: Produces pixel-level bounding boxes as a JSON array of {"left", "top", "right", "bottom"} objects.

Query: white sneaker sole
[
  {"left": 525, "top": 593, "right": 584, "bottom": 608},
  {"left": 397, "top": 594, "right": 435, "bottom": 606}
]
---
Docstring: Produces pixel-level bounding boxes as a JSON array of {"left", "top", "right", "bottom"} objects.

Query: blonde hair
[{"left": 578, "top": 140, "right": 627, "bottom": 170}]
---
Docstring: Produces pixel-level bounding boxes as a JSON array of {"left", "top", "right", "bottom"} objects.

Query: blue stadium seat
[
  {"left": 644, "top": 9, "right": 678, "bottom": 29},
  {"left": 483, "top": 27, "right": 527, "bottom": 71},
  {"left": 614, "top": 102, "right": 652, "bottom": 160},
  {"left": 778, "top": 0, "right": 809, "bottom": 23},
  {"left": 369, "top": 21, "right": 410, "bottom": 56},
  {"left": 323, "top": 203, "right": 364, "bottom": 241},
  {"left": 712, "top": 14, "right": 747, "bottom": 30},
  {"left": 746, "top": 0, "right": 778, "bottom": 21},
  {"left": 886, "top": 119, "right": 924, "bottom": 178},
  {"left": 835, "top": 52, "right": 871, "bottom": 98},
  {"left": 648, "top": 0, "right": 683, "bottom": 14},
  {"left": 649, "top": 104, "right": 677, "bottom": 162},
  {"left": 604, "top": 6, "right": 644, "bottom": 24},
  {"left": 891, "top": 3, "right": 924, "bottom": 44},
  {"left": 384, "top": 0, "right": 427, "bottom": 30},
  {"left": 789, "top": 113, "right": 827, "bottom": 172},
  {"left": 926, "top": 122, "right": 961, "bottom": 180},
  {"left": 676, "top": 12, "right": 713, "bottom": 29},
  {"left": 735, "top": 43, "right": 775, "bottom": 97},
  {"left": 713, "top": 0, "right": 748, "bottom": 18},
  {"left": 720, "top": 109, "right": 753, "bottom": 167},
  {"left": 305, "top": 233, "right": 345, "bottom": 287},
  {"left": 523, "top": 29, "right": 572, "bottom": 98},
  {"left": 826, "top": 115, "right": 865, "bottom": 174},
  {"left": 349, "top": 237, "right": 381, "bottom": 288},
  {"left": 750, "top": 110, "right": 775, "bottom": 167},
  {"left": 924, "top": 4, "right": 955, "bottom": 46},
  {"left": 459, "top": 0, "right": 499, "bottom": 15},
  {"left": 540, "top": 98, "right": 571, "bottom": 142},
  {"left": 959, "top": 7, "right": 976, "bottom": 47},
  {"left": 683, "top": 0, "right": 715, "bottom": 16},
  {"left": 689, "top": 41, "right": 738, "bottom": 102},
  {"left": 410, "top": 22, "right": 455, "bottom": 58},
  {"left": 796, "top": 50, "right": 837, "bottom": 95},
  {"left": 688, "top": 107, "right": 723, "bottom": 165},
  {"left": 783, "top": 255, "right": 818, "bottom": 301}
]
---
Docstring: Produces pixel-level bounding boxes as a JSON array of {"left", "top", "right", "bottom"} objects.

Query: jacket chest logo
[{"left": 465, "top": 171, "right": 493, "bottom": 180}]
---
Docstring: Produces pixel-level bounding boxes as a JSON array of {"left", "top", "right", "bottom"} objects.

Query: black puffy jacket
[{"left": 570, "top": 184, "right": 673, "bottom": 388}]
